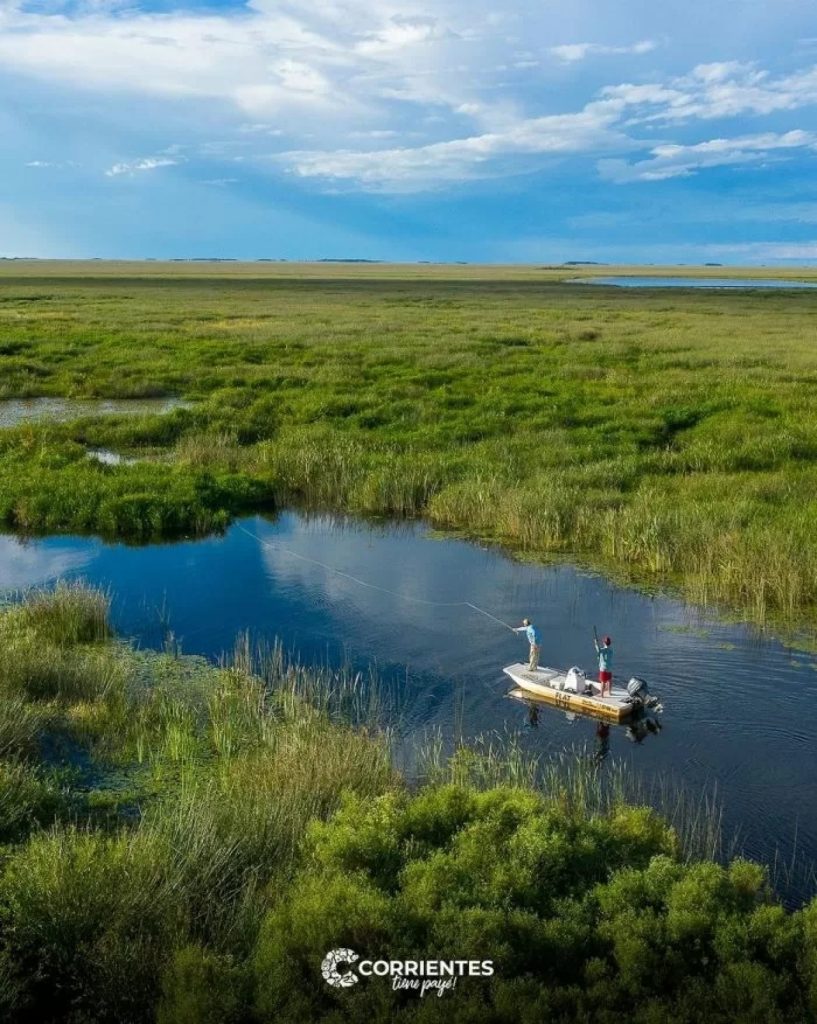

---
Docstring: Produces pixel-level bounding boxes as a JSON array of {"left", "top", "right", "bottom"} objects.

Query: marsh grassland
[
  {"left": 2, "top": 261, "right": 817, "bottom": 631},
  {"left": 3, "top": 266, "right": 817, "bottom": 1022}
]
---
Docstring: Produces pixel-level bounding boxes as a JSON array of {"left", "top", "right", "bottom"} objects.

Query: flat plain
[
  {"left": 3, "top": 264, "right": 817, "bottom": 1023},
  {"left": 2, "top": 260, "right": 817, "bottom": 630}
]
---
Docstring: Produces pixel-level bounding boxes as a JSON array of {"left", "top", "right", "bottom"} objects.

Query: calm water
[
  {"left": 0, "top": 397, "right": 189, "bottom": 429},
  {"left": 2, "top": 513, "right": 815, "bottom": 896},
  {"left": 572, "top": 276, "right": 817, "bottom": 290}
]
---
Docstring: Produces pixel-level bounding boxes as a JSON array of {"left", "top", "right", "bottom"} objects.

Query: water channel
[{"left": 2, "top": 511, "right": 815, "bottom": 898}]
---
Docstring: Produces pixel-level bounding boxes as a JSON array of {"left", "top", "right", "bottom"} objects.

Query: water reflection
[
  {"left": 0, "top": 511, "right": 815, "bottom": 900},
  {"left": 594, "top": 722, "right": 610, "bottom": 764},
  {"left": 625, "top": 713, "right": 663, "bottom": 745},
  {"left": 0, "top": 534, "right": 94, "bottom": 590},
  {"left": 0, "top": 397, "right": 190, "bottom": 429}
]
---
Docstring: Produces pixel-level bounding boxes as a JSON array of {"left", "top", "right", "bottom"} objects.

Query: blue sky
[{"left": 2, "top": 0, "right": 817, "bottom": 262}]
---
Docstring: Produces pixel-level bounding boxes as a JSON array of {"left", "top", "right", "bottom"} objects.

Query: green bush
[
  {"left": 0, "top": 828, "right": 185, "bottom": 1024},
  {"left": 156, "top": 945, "right": 248, "bottom": 1024},
  {"left": 0, "top": 458, "right": 271, "bottom": 539},
  {"left": 251, "top": 786, "right": 814, "bottom": 1024}
]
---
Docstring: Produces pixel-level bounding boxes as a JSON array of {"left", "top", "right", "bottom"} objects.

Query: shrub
[
  {"left": 0, "top": 828, "right": 185, "bottom": 1024},
  {"left": 250, "top": 785, "right": 812, "bottom": 1024},
  {"left": 156, "top": 945, "right": 248, "bottom": 1024}
]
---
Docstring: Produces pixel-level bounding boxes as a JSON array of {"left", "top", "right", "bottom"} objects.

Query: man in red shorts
[{"left": 594, "top": 634, "right": 613, "bottom": 697}]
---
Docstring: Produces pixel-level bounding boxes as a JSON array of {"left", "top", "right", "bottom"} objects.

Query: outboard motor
[{"left": 627, "top": 676, "right": 649, "bottom": 700}]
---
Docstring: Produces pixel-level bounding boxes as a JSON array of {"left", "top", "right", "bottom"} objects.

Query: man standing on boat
[
  {"left": 594, "top": 632, "right": 613, "bottom": 697},
  {"left": 513, "top": 618, "right": 541, "bottom": 671}
]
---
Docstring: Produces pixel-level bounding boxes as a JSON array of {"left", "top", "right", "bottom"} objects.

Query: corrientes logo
[
  {"left": 321, "top": 949, "right": 494, "bottom": 999},
  {"left": 321, "top": 948, "right": 360, "bottom": 988}
]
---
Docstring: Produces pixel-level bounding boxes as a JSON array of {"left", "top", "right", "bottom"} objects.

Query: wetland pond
[
  {"left": 573, "top": 276, "right": 817, "bottom": 289},
  {"left": 0, "top": 397, "right": 190, "bottom": 429},
  {"left": 1, "top": 512, "right": 815, "bottom": 899}
]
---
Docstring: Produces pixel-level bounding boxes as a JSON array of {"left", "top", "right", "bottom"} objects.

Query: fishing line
[{"left": 235, "top": 523, "right": 517, "bottom": 633}]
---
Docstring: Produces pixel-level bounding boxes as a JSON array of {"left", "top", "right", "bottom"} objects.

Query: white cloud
[
  {"left": 355, "top": 17, "right": 440, "bottom": 56},
  {"left": 348, "top": 128, "right": 399, "bottom": 139},
  {"left": 25, "top": 159, "right": 79, "bottom": 169},
  {"left": 0, "top": 535, "right": 92, "bottom": 588},
  {"left": 239, "top": 124, "right": 285, "bottom": 136},
  {"left": 0, "top": 2, "right": 485, "bottom": 128},
  {"left": 277, "top": 66, "right": 817, "bottom": 191},
  {"left": 707, "top": 241, "right": 817, "bottom": 261},
  {"left": 2, "top": 0, "right": 817, "bottom": 195},
  {"left": 550, "top": 39, "right": 656, "bottom": 63},
  {"left": 599, "top": 129, "right": 817, "bottom": 182},
  {"left": 283, "top": 106, "right": 628, "bottom": 190},
  {"left": 605, "top": 61, "right": 817, "bottom": 124},
  {"left": 105, "top": 156, "right": 180, "bottom": 177}
]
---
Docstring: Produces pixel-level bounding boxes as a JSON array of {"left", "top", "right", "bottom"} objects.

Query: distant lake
[
  {"left": 1, "top": 511, "right": 816, "bottom": 902},
  {"left": 572, "top": 276, "right": 817, "bottom": 290}
]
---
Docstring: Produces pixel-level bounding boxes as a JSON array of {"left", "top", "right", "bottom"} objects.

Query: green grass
[
  {"left": 0, "top": 587, "right": 398, "bottom": 1021},
  {"left": 0, "top": 585, "right": 815, "bottom": 1023},
  {"left": 2, "top": 262, "right": 817, "bottom": 633}
]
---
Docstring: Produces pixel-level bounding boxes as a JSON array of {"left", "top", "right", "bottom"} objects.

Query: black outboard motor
[
  {"left": 626, "top": 676, "right": 662, "bottom": 712},
  {"left": 627, "top": 676, "right": 649, "bottom": 701}
]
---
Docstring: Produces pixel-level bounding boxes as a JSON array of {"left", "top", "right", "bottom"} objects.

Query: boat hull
[{"left": 503, "top": 663, "right": 634, "bottom": 722}]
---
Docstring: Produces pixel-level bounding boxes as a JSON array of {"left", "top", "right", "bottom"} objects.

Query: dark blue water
[
  {"left": 2, "top": 512, "right": 815, "bottom": 895},
  {"left": 572, "top": 276, "right": 817, "bottom": 290}
]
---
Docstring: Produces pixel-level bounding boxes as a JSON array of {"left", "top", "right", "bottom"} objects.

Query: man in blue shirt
[
  {"left": 513, "top": 618, "right": 541, "bottom": 671},
  {"left": 594, "top": 634, "right": 613, "bottom": 697}
]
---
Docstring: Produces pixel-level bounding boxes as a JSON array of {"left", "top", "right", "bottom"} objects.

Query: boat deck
[{"left": 503, "top": 663, "right": 634, "bottom": 722}]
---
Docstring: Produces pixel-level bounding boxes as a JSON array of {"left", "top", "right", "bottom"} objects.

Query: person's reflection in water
[
  {"left": 594, "top": 722, "right": 610, "bottom": 765},
  {"left": 526, "top": 702, "right": 540, "bottom": 729}
]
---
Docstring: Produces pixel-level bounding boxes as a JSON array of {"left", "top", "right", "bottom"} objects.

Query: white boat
[{"left": 503, "top": 663, "right": 635, "bottom": 722}]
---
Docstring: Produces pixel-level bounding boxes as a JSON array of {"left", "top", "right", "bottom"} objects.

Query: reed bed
[{"left": 417, "top": 729, "right": 728, "bottom": 865}]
